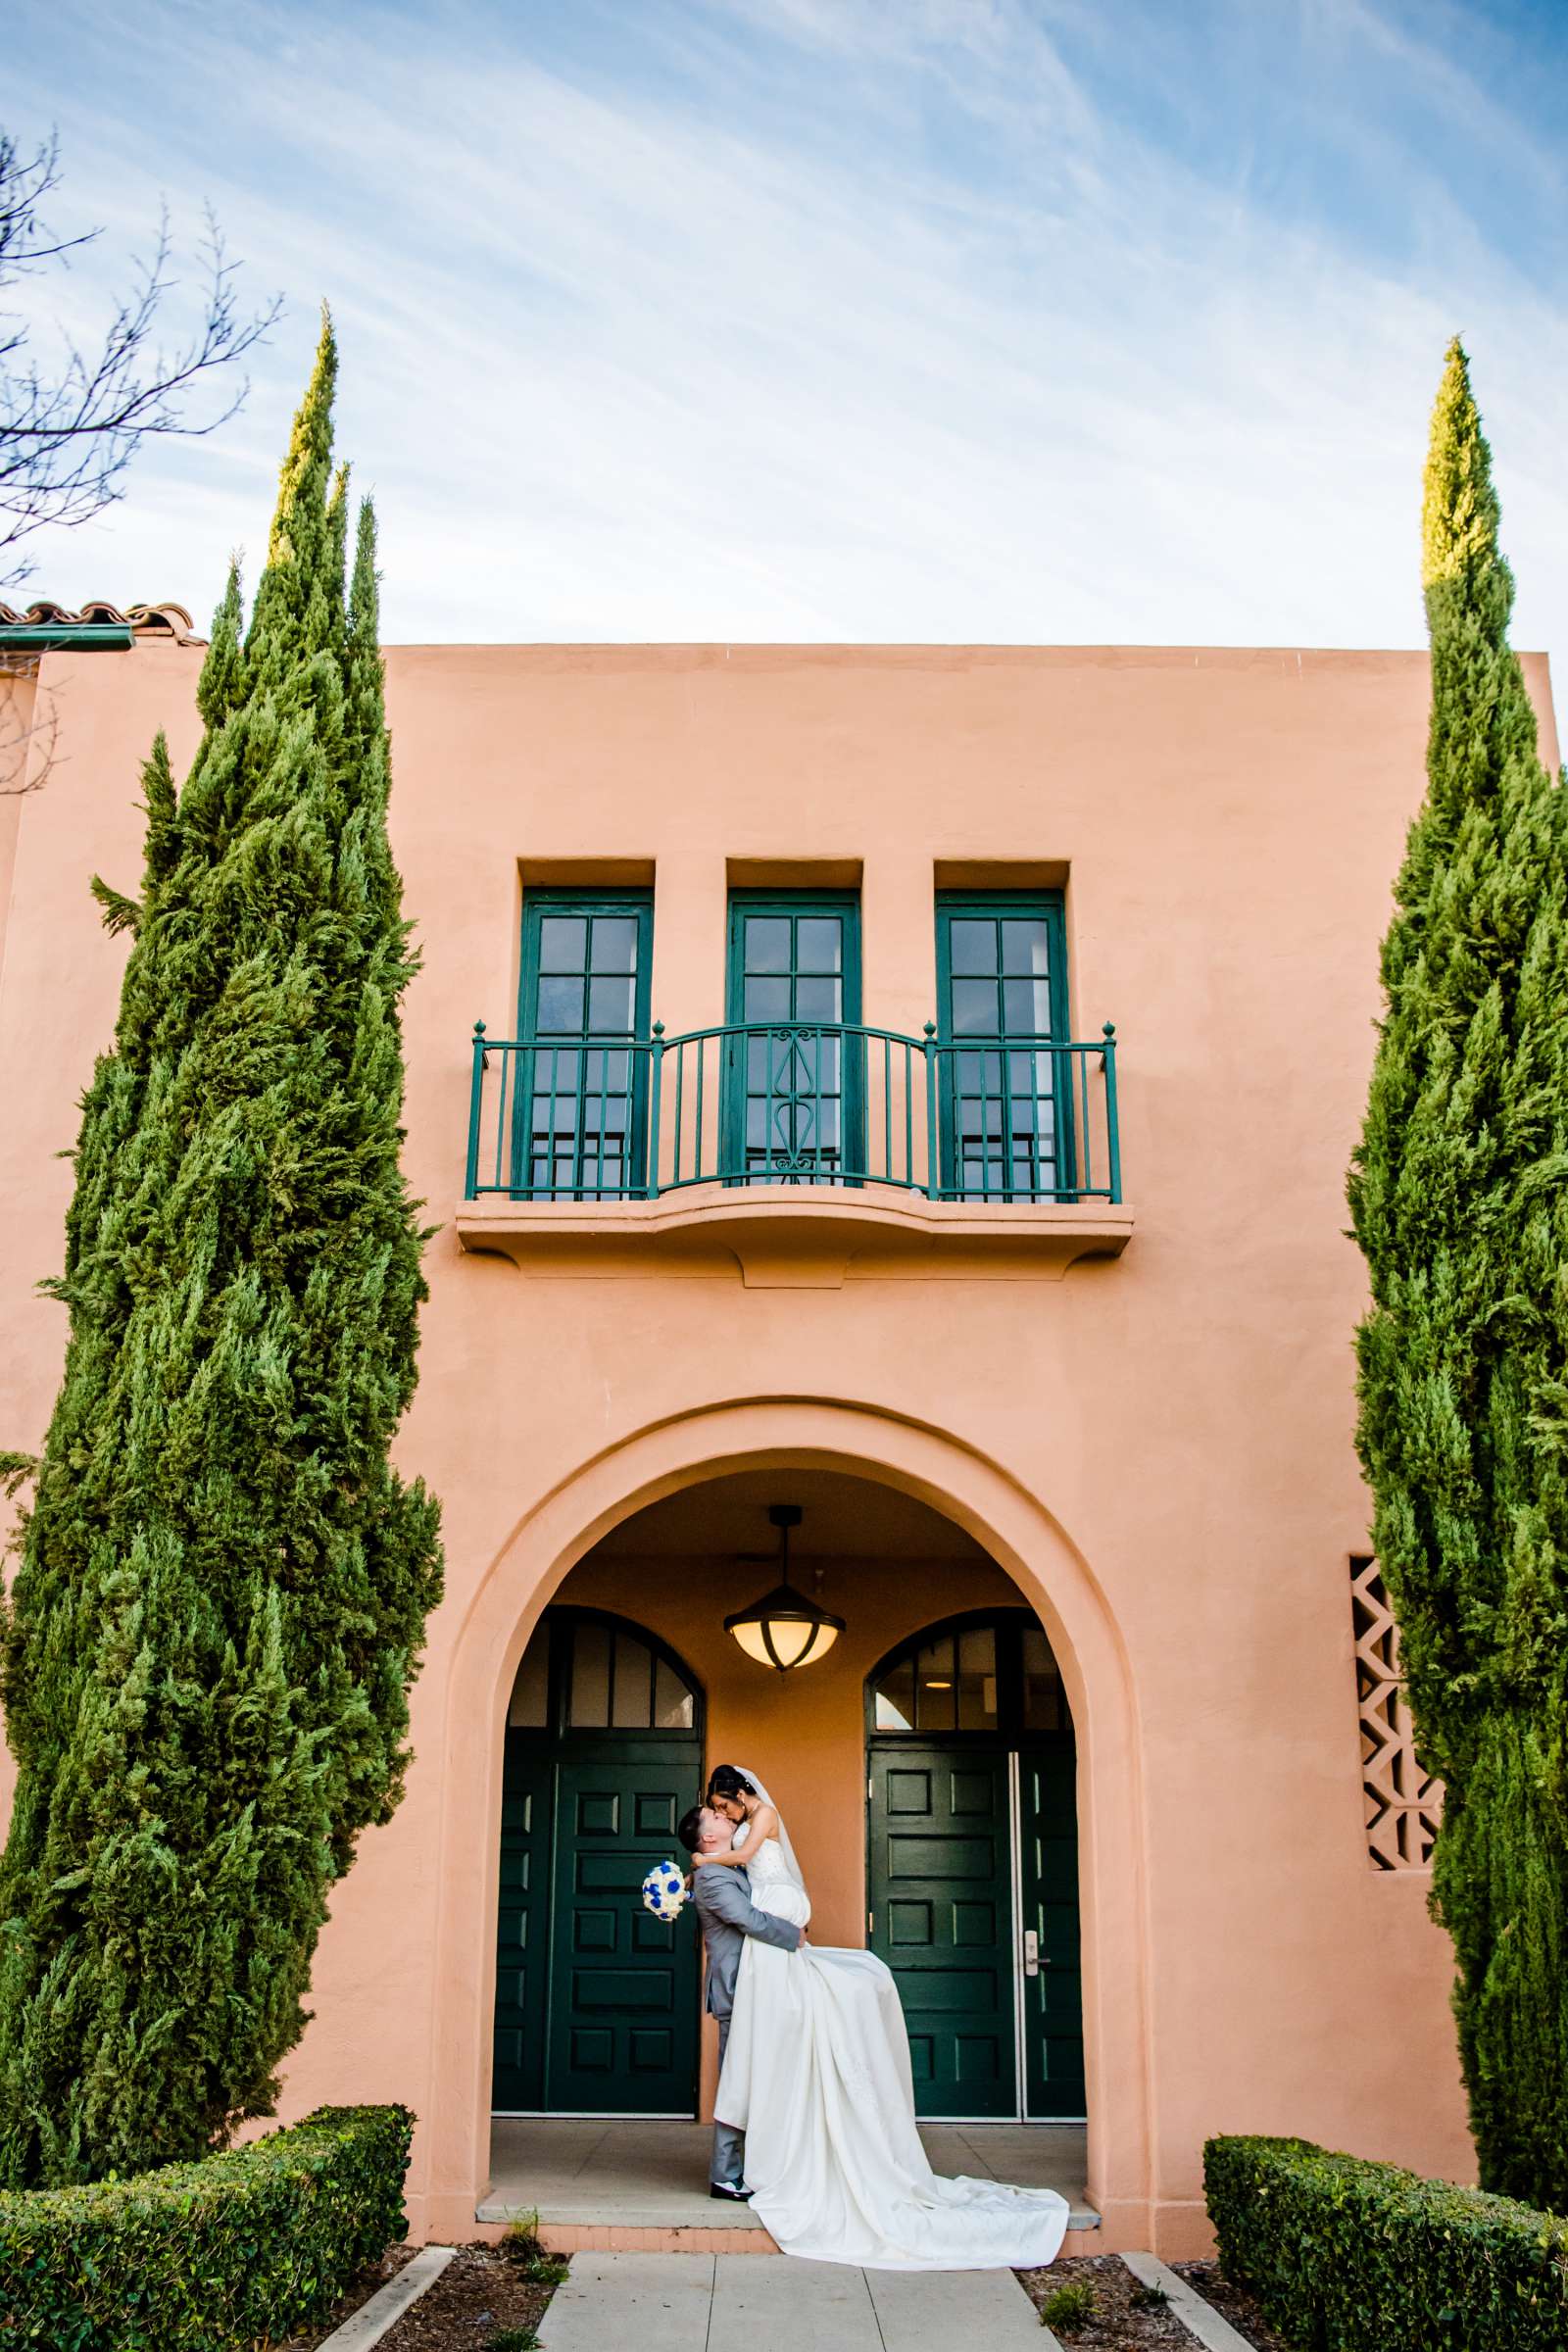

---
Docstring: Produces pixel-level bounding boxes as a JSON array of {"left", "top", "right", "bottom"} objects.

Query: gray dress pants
[{"left": 710, "top": 2012, "right": 746, "bottom": 2188}]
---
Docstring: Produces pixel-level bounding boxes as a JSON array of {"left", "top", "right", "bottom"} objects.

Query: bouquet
[{"left": 641, "top": 1857, "right": 688, "bottom": 1921}]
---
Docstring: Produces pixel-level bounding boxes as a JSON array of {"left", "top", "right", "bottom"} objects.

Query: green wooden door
[
  {"left": 493, "top": 1736, "right": 551, "bottom": 2111},
  {"left": 865, "top": 1612, "right": 1085, "bottom": 2123},
  {"left": 935, "top": 891, "right": 1073, "bottom": 1200},
  {"left": 868, "top": 1744, "right": 1016, "bottom": 2118},
  {"left": 514, "top": 890, "right": 653, "bottom": 1199},
  {"left": 724, "top": 892, "right": 862, "bottom": 1182},
  {"left": 1018, "top": 1741, "right": 1087, "bottom": 2119},
  {"left": 492, "top": 1611, "right": 703, "bottom": 2116},
  {"left": 543, "top": 1749, "right": 701, "bottom": 2113}
]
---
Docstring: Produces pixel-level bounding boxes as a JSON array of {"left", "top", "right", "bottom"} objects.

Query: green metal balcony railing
[{"left": 464, "top": 1018, "right": 1121, "bottom": 1205}]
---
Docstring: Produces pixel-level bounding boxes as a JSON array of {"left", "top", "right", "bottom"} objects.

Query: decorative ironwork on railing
[{"left": 465, "top": 1019, "right": 1121, "bottom": 1205}]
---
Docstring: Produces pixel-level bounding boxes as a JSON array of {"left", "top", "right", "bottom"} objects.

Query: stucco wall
[
  {"left": 0, "top": 667, "right": 40, "bottom": 982},
  {"left": 2, "top": 638, "right": 1557, "bottom": 2249}
]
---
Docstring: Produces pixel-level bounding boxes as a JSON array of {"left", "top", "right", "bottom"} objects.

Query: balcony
[{"left": 456, "top": 1020, "right": 1133, "bottom": 1285}]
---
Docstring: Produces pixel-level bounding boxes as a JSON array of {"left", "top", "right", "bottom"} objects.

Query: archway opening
[{"left": 490, "top": 1469, "right": 1084, "bottom": 2135}]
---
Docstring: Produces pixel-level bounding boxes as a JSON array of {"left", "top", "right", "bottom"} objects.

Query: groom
[{"left": 679, "top": 1802, "right": 804, "bottom": 2201}]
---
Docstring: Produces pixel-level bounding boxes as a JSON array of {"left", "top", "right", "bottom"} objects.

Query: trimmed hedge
[
  {"left": 1204, "top": 2134, "right": 1568, "bottom": 2352},
  {"left": 0, "top": 2103, "right": 411, "bottom": 2351}
]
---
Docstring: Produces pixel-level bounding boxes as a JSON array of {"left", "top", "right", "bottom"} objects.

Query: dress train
[{"left": 712, "top": 1833, "right": 1069, "bottom": 2272}]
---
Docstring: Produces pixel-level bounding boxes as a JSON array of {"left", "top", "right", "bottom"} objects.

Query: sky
[{"left": 6, "top": 0, "right": 1568, "bottom": 662}]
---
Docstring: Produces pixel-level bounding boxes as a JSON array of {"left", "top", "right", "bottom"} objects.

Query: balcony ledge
[{"left": 455, "top": 1184, "right": 1134, "bottom": 1288}]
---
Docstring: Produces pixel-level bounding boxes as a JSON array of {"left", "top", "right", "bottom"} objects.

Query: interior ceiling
[{"left": 591, "top": 1467, "right": 989, "bottom": 1562}]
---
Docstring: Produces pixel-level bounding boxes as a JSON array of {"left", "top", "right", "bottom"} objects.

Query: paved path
[{"left": 540, "top": 2251, "right": 1049, "bottom": 2351}]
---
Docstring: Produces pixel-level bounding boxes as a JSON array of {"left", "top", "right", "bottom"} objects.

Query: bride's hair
[{"left": 708, "top": 1765, "right": 758, "bottom": 1803}]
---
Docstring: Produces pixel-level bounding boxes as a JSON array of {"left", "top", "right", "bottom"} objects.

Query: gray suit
[{"left": 693, "top": 1863, "right": 803, "bottom": 2189}]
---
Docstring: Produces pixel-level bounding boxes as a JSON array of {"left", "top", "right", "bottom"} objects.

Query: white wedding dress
[{"left": 711, "top": 1788, "right": 1070, "bottom": 2271}]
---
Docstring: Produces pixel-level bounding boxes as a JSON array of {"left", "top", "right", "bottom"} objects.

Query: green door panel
[
  {"left": 492, "top": 1736, "right": 551, "bottom": 2111},
  {"left": 934, "top": 891, "right": 1074, "bottom": 1200},
  {"left": 868, "top": 1744, "right": 1016, "bottom": 2118},
  {"left": 865, "top": 1612, "right": 1086, "bottom": 2125},
  {"left": 514, "top": 890, "right": 653, "bottom": 1199},
  {"left": 1019, "top": 1744, "right": 1087, "bottom": 2119},
  {"left": 544, "top": 1751, "right": 702, "bottom": 2114},
  {"left": 493, "top": 1612, "right": 704, "bottom": 2116},
  {"left": 723, "top": 892, "right": 862, "bottom": 1183}
]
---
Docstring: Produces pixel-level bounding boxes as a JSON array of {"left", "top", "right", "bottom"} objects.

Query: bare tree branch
[
  {"left": 0, "top": 662, "right": 59, "bottom": 796},
  {"left": 0, "top": 125, "right": 281, "bottom": 589}
]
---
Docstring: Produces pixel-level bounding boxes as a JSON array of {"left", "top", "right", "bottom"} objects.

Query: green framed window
[
  {"left": 935, "top": 891, "right": 1072, "bottom": 1200},
  {"left": 515, "top": 890, "right": 653, "bottom": 1198},
  {"left": 723, "top": 892, "right": 862, "bottom": 1184}
]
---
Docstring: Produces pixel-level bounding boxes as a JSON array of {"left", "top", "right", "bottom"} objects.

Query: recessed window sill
[{"left": 454, "top": 1184, "right": 1134, "bottom": 1288}]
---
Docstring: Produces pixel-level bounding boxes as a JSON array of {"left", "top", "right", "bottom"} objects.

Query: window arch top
[
  {"left": 508, "top": 1608, "right": 700, "bottom": 1736},
  {"left": 866, "top": 1609, "right": 1067, "bottom": 1739}
]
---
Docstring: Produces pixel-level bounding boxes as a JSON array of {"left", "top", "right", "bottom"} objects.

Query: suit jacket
[{"left": 691, "top": 1862, "right": 801, "bottom": 2020}]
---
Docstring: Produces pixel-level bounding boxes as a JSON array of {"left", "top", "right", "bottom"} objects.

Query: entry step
[{"left": 480, "top": 2118, "right": 1098, "bottom": 2241}]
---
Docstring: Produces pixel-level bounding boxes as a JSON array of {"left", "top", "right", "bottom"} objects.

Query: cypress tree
[
  {"left": 0, "top": 315, "right": 442, "bottom": 2188},
  {"left": 1348, "top": 339, "right": 1568, "bottom": 2211}
]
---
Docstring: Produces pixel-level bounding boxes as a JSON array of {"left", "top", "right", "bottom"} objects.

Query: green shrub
[
  {"left": 0, "top": 2103, "right": 411, "bottom": 2351},
  {"left": 1038, "top": 2278, "right": 1096, "bottom": 2332},
  {"left": 1205, "top": 2134, "right": 1568, "bottom": 2351}
]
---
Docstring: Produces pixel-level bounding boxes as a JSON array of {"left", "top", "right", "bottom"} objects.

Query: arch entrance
[
  {"left": 866, "top": 1609, "right": 1084, "bottom": 2121},
  {"left": 494, "top": 1607, "right": 704, "bottom": 2116},
  {"left": 427, "top": 1399, "right": 1150, "bottom": 2242}
]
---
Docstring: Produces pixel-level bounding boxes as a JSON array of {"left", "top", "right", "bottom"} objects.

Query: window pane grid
[
  {"left": 939, "top": 897, "right": 1068, "bottom": 1203},
  {"left": 732, "top": 903, "right": 858, "bottom": 1187},
  {"left": 518, "top": 1615, "right": 698, "bottom": 1735},
  {"left": 869, "top": 1618, "right": 1068, "bottom": 1740},
  {"left": 519, "top": 900, "right": 649, "bottom": 1200}
]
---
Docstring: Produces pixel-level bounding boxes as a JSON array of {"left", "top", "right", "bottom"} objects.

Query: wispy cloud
[{"left": 6, "top": 0, "right": 1566, "bottom": 669}]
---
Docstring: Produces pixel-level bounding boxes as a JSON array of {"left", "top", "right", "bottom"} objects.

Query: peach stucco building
[{"left": 3, "top": 613, "right": 1557, "bottom": 2253}]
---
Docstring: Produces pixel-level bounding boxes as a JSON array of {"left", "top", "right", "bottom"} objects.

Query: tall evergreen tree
[
  {"left": 0, "top": 314, "right": 442, "bottom": 2188},
  {"left": 1349, "top": 339, "right": 1568, "bottom": 2211}
]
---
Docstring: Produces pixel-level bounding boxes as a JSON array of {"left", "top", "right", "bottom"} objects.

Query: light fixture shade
[{"left": 725, "top": 1581, "right": 845, "bottom": 1672}]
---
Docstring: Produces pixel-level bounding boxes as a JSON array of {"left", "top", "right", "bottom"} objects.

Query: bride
[{"left": 694, "top": 1762, "right": 1069, "bottom": 2271}]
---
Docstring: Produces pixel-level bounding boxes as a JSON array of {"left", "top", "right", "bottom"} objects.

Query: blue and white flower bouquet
[{"left": 641, "top": 1857, "right": 688, "bottom": 1921}]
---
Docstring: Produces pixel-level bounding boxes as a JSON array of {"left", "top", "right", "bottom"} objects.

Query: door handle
[{"left": 1023, "top": 1929, "right": 1040, "bottom": 1978}]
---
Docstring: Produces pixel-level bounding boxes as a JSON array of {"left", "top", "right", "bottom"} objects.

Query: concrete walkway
[{"left": 540, "top": 2251, "right": 1048, "bottom": 2351}]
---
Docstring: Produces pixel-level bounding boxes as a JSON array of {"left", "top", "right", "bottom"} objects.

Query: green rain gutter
[{"left": 0, "top": 625, "right": 135, "bottom": 651}]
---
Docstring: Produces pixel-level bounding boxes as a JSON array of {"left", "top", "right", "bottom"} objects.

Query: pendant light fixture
[{"left": 724, "top": 1503, "right": 845, "bottom": 1672}]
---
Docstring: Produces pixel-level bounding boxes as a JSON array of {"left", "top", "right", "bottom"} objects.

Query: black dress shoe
[{"left": 709, "top": 2181, "right": 753, "bottom": 2202}]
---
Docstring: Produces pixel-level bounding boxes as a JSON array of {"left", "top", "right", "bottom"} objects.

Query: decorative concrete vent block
[{"left": 1351, "top": 1554, "right": 1444, "bottom": 1871}]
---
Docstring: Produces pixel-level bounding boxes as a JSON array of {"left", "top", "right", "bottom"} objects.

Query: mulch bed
[
  {"left": 279, "top": 2245, "right": 419, "bottom": 2349},
  {"left": 1017, "top": 2252, "right": 1293, "bottom": 2348},
  {"left": 278, "top": 2242, "right": 563, "bottom": 2352},
  {"left": 1015, "top": 2255, "right": 1192, "bottom": 2344},
  {"left": 1173, "top": 2261, "right": 1295, "bottom": 2352}
]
